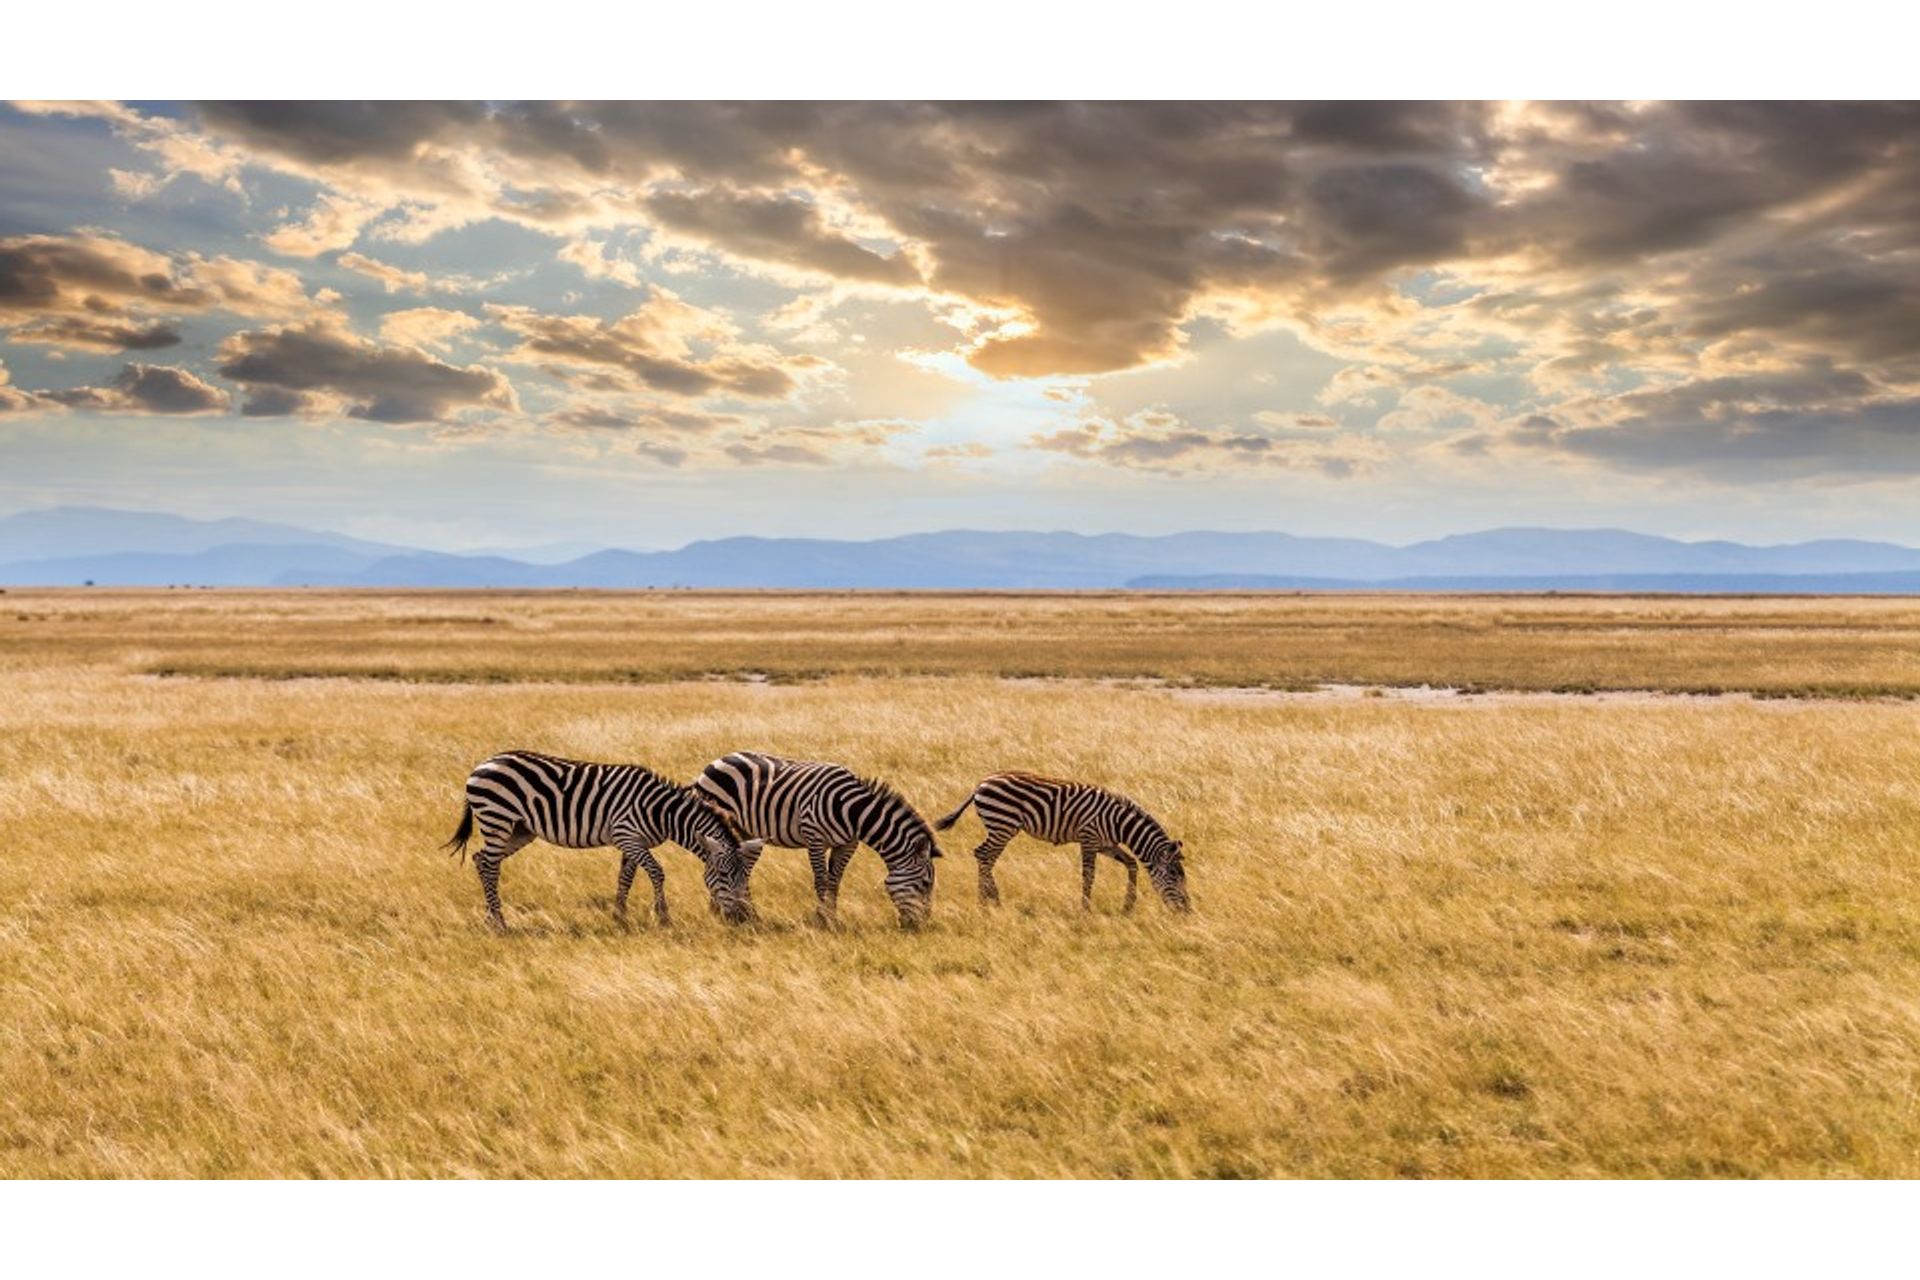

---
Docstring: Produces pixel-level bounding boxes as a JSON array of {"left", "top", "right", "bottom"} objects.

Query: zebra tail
[
  {"left": 442, "top": 801, "right": 475, "bottom": 861},
  {"left": 932, "top": 792, "right": 976, "bottom": 832}
]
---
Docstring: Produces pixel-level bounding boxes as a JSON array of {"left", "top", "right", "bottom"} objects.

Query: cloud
[
  {"left": 216, "top": 321, "right": 516, "bottom": 424},
  {"left": 264, "top": 193, "right": 384, "bottom": 257},
  {"left": 7, "top": 317, "right": 182, "bottom": 352},
  {"left": 0, "top": 359, "right": 53, "bottom": 414},
  {"left": 39, "top": 363, "right": 232, "bottom": 415},
  {"left": 1457, "top": 359, "right": 1920, "bottom": 478},
  {"left": 544, "top": 400, "right": 748, "bottom": 466},
  {"left": 378, "top": 306, "right": 481, "bottom": 351},
  {"left": 194, "top": 100, "right": 486, "bottom": 167},
  {"left": 26, "top": 100, "right": 1920, "bottom": 480},
  {"left": 489, "top": 292, "right": 822, "bottom": 401},
  {"left": 0, "top": 232, "right": 331, "bottom": 351},
  {"left": 1029, "top": 407, "right": 1387, "bottom": 476},
  {"left": 642, "top": 189, "right": 921, "bottom": 286},
  {"left": 336, "top": 252, "right": 431, "bottom": 293},
  {"left": 1373, "top": 385, "right": 1501, "bottom": 433},
  {"left": 548, "top": 403, "right": 740, "bottom": 435},
  {"left": 922, "top": 441, "right": 992, "bottom": 461},
  {"left": 334, "top": 252, "right": 505, "bottom": 297},
  {"left": 720, "top": 421, "right": 909, "bottom": 467},
  {"left": 40, "top": 100, "right": 1897, "bottom": 404},
  {"left": 541, "top": 394, "right": 906, "bottom": 468},
  {"left": 557, "top": 236, "right": 646, "bottom": 287},
  {"left": 42, "top": 101, "right": 1908, "bottom": 386}
]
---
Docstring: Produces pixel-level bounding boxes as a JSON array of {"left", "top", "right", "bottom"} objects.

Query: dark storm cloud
[
  {"left": 133, "top": 102, "right": 1915, "bottom": 366},
  {"left": 40, "top": 363, "right": 231, "bottom": 415},
  {"left": 1475, "top": 361, "right": 1920, "bottom": 478},
  {"left": 1489, "top": 102, "right": 1920, "bottom": 268},
  {"left": 193, "top": 101, "right": 486, "bottom": 165},
  {"left": 643, "top": 189, "right": 921, "bottom": 285},
  {"left": 1522, "top": 397, "right": 1920, "bottom": 477},
  {"left": 216, "top": 323, "right": 516, "bottom": 424},
  {"left": 1301, "top": 163, "right": 1477, "bottom": 278},
  {"left": 1675, "top": 247, "right": 1920, "bottom": 375},
  {"left": 174, "top": 102, "right": 1494, "bottom": 373},
  {"left": 166, "top": 100, "right": 1920, "bottom": 384},
  {"left": 1287, "top": 101, "right": 1476, "bottom": 153}
]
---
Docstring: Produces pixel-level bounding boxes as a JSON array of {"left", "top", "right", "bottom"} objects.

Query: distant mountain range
[{"left": 3, "top": 506, "right": 1920, "bottom": 592}]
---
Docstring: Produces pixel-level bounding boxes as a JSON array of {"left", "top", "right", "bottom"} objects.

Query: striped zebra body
[
  {"left": 444, "top": 750, "right": 760, "bottom": 928},
  {"left": 694, "top": 751, "right": 939, "bottom": 927},
  {"left": 934, "top": 772, "right": 1191, "bottom": 912}
]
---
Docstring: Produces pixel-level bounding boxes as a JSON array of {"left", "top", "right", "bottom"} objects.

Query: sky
[{"left": 2, "top": 100, "right": 1919, "bottom": 552}]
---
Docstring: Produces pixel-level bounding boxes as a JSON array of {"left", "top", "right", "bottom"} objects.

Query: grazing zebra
[
  {"left": 443, "top": 749, "right": 762, "bottom": 929},
  {"left": 934, "top": 772, "right": 1191, "bottom": 912},
  {"left": 694, "top": 751, "right": 939, "bottom": 927}
]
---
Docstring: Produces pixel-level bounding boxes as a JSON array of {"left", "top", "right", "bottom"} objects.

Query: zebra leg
[
  {"left": 477, "top": 854, "right": 507, "bottom": 931},
  {"left": 973, "top": 831, "right": 1012, "bottom": 905},
  {"left": 825, "top": 842, "right": 857, "bottom": 908},
  {"left": 615, "top": 839, "right": 669, "bottom": 925},
  {"left": 735, "top": 840, "right": 766, "bottom": 917},
  {"left": 475, "top": 824, "right": 531, "bottom": 931},
  {"left": 615, "top": 852, "right": 641, "bottom": 924},
  {"left": 1111, "top": 849, "right": 1140, "bottom": 913},
  {"left": 806, "top": 844, "right": 835, "bottom": 924},
  {"left": 641, "top": 851, "right": 670, "bottom": 925},
  {"left": 1080, "top": 843, "right": 1099, "bottom": 911}
]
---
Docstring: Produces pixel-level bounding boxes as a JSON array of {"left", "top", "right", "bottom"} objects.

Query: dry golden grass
[
  {"left": 3, "top": 590, "right": 1920, "bottom": 1177},
  {"left": 8, "top": 588, "right": 1920, "bottom": 695}
]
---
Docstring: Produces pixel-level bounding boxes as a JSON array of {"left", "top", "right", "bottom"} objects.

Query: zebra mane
[
  {"left": 857, "top": 773, "right": 934, "bottom": 840},
  {"left": 1111, "top": 791, "right": 1173, "bottom": 849}
]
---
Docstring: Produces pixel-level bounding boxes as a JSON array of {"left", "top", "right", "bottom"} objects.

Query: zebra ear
[
  {"left": 740, "top": 839, "right": 766, "bottom": 856},
  {"left": 702, "top": 834, "right": 727, "bottom": 857}
]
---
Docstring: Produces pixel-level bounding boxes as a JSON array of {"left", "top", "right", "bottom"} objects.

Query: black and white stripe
[
  {"left": 934, "top": 772, "right": 1191, "bottom": 912},
  {"left": 694, "top": 751, "right": 939, "bottom": 927},
  {"left": 444, "top": 749, "right": 762, "bottom": 928}
]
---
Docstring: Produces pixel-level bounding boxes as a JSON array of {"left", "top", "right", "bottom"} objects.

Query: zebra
[
  {"left": 933, "top": 772, "right": 1191, "bottom": 913},
  {"left": 443, "top": 749, "right": 763, "bottom": 930},
  {"left": 693, "top": 751, "right": 939, "bottom": 928}
]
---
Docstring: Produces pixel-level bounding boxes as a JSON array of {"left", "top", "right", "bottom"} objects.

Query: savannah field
[{"left": 3, "top": 589, "right": 1920, "bottom": 1177}]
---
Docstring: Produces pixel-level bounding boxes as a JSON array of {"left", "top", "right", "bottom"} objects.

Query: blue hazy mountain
[
  {"left": 0, "top": 506, "right": 409, "bottom": 563},
  {"left": 4, "top": 508, "right": 1920, "bottom": 590}
]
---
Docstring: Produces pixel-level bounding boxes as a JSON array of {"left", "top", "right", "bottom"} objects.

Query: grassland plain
[{"left": 2, "top": 590, "right": 1920, "bottom": 1177}]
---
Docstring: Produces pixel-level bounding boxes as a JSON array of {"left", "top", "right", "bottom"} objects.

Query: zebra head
[
  {"left": 699, "top": 834, "right": 763, "bottom": 924},
  {"left": 1144, "top": 837, "right": 1191, "bottom": 912},
  {"left": 901, "top": 827, "right": 938, "bottom": 922}
]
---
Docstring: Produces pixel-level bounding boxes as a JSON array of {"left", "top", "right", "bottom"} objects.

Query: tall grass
[{"left": 1, "top": 593, "right": 1918, "bottom": 1175}]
